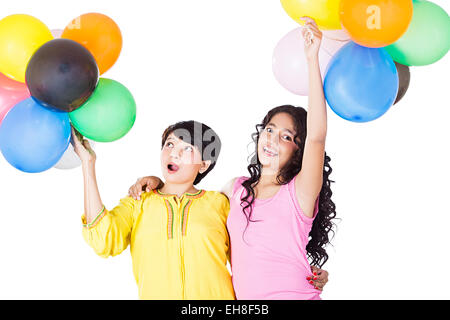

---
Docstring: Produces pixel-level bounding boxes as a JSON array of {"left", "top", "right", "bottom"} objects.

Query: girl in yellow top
[{"left": 73, "top": 120, "right": 235, "bottom": 300}]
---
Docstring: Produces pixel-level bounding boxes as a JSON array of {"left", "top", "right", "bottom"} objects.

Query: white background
[{"left": 0, "top": 0, "right": 449, "bottom": 300}]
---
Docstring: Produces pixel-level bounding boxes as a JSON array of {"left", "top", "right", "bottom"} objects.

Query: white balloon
[
  {"left": 322, "top": 29, "right": 351, "bottom": 42},
  {"left": 272, "top": 27, "right": 350, "bottom": 96},
  {"left": 322, "top": 29, "right": 351, "bottom": 57},
  {"left": 51, "top": 29, "right": 63, "bottom": 39},
  {"left": 54, "top": 141, "right": 95, "bottom": 170}
]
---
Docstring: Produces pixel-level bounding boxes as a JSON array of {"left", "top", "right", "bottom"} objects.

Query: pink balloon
[
  {"left": 272, "top": 28, "right": 350, "bottom": 96},
  {"left": 0, "top": 73, "right": 30, "bottom": 125}
]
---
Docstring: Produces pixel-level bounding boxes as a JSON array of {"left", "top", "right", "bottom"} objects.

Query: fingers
[
  {"left": 300, "top": 16, "right": 319, "bottom": 31},
  {"left": 71, "top": 126, "right": 87, "bottom": 149},
  {"left": 128, "top": 177, "right": 162, "bottom": 201},
  {"left": 314, "top": 270, "right": 329, "bottom": 291},
  {"left": 148, "top": 177, "right": 161, "bottom": 190},
  {"left": 70, "top": 126, "right": 85, "bottom": 153},
  {"left": 140, "top": 177, "right": 157, "bottom": 191},
  {"left": 129, "top": 184, "right": 142, "bottom": 200},
  {"left": 300, "top": 16, "right": 323, "bottom": 39},
  {"left": 302, "top": 28, "right": 314, "bottom": 46},
  {"left": 307, "top": 267, "right": 329, "bottom": 291},
  {"left": 70, "top": 126, "right": 80, "bottom": 145},
  {"left": 128, "top": 177, "right": 150, "bottom": 200},
  {"left": 83, "top": 139, "right": 92, "bottom": 152},
  {"left": 71, "top": 125, "right": 84, "bottom": 142}
]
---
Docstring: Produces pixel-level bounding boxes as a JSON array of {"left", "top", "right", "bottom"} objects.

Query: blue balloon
[
  {"left": 324, "top": 42, "right": 399, "bottom": 123},
  {"left": 0, "top": 98, "right": 71, "bottom": 173}
]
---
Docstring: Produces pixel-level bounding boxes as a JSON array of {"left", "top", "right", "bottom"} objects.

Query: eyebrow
[
  {"left": 267, "top": 123, "right": 295, "bottom": 136},
  {"left": 165, "top": 136, "right": 197, "bottom": 149}
]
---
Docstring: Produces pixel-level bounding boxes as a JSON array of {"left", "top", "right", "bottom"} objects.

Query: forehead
[
  {"left": 267, "top": 113, "right": 296, "bottom": 134},
  {"left": 166, "top": 133, "right": 198, "bottom": 149}
]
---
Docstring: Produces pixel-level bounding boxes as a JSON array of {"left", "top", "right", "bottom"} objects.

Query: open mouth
[
  {"left": 167, "top": 163, "right": 180, "bottom": 173},
  {"left": 263, "top": 146, "right": 278, "bottom": 157}
]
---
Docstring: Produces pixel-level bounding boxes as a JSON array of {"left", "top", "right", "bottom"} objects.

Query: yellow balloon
[
  {"left": 0, "top": 14, "right": 53, "bottom": 82},
  {"left": 280, "top": 0, "right": 341, "bottom": 30}
]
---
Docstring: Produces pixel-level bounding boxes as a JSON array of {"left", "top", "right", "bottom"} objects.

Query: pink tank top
[{"left": 227, "top": 176, "right": 321, "bottom": 300}]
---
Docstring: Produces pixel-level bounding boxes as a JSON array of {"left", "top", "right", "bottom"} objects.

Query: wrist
[
  {"left": 82, "top": 159, "right": 96, "bottom": 170},
  {"left": 307, "top": 54, "right": 319, "bottom": 64}
]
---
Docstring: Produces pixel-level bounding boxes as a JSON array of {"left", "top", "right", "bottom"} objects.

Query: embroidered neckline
[{"left": 154, "top": 189, "right": 206, "bottom": 200}]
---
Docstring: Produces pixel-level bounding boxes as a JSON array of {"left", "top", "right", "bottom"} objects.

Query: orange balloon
[
  {"left": 340, "top": 0, "right": 413, "bottom": 48},
  {"left": 62, "top": 13, "right": 122, "bottom": 74}
]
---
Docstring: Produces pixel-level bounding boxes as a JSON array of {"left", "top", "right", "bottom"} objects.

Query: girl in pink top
[
  {"left": 225, "top": 17, "right": 336, "bottom": 300},
  {"left": 127, "top": 17, "right": 336, "bottom": 299}
]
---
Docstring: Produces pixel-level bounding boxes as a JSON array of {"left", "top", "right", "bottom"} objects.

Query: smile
[{"left": 263, "top": 146, "right": 278, "bottom": 157}]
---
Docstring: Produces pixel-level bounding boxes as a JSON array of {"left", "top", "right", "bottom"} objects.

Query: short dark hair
[{"left": 161, "top": 120, "right": 222, "bottom": 185}]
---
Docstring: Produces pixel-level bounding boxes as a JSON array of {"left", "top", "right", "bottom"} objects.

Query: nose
[
  {"left": 267, "top": 131, "right": 279, "bottom": 146},
  {"left": 170, "top": 146, "right": 183, "bottom": 160}
]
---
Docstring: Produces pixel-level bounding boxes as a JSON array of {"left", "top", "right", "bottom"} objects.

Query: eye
[
  {"left": 283, "top": 135, "right": 293, "bottom": 141},
  {"left": 184, "top": 146, "right": 193, "bottom": 152},
  {"left": 165, "top": 142, "right": 174, "bottom": 148},
  {"left": 266, "top": 127, "right": 273, "bottom": 133}
]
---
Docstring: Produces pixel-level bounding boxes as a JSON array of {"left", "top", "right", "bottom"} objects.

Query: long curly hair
[{"left": 240, "top": 105, "right": 337, "bottom": 268}]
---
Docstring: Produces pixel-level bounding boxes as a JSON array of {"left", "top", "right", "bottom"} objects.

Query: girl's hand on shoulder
[
  {"left": 300, "top": 16, "right": 323, "bottom": 62},
  {"left": 128, "top": 176, "right": 163, "bottom": 200},
  {"left": 71, "top": 126, "right": 96, "bottom": 165}
]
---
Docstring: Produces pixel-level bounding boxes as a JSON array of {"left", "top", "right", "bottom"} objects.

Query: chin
[{"left": 163, "top": 173, "right": 193, "bottom": 185}]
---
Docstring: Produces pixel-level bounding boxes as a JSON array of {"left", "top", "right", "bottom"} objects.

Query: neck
[
  {"left": 160, "top": 182, "right": 199, "bottom": 198},
  {"left": 258, "top": 166, "right": 280, "bottom": 186}
]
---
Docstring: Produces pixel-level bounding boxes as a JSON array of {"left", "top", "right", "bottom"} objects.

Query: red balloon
[{"left": 0, "top": 72, "right": 30, "bottom": 125}]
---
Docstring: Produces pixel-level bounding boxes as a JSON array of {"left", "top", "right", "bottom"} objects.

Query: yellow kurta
[{"left": 81, "top": 189, "right": 235, "bottom": 300}]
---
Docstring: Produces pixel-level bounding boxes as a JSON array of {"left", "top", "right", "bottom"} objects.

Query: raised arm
[
  {"left": 295, "top": 17, "right": 327, "bottom": 218},
  {"left": 71, "top": 126, "right": 104, "bottom": 224},
  {"left": 72, "top": 126, "right": 136, "bottom": 258}
]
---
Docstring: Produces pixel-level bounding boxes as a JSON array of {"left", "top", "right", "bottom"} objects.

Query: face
[
  {"left": 257, "top": 112, "right": 299, "bottom": 175},
  {"left": 161, "top": 133, "right": 211, "bottom": 185}
]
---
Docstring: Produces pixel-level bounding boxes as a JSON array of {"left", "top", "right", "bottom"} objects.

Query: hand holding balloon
[
  {"left": 71, "top": 126, "right": 96, "bottom": 165},
  {"left": 300, "top": 17, "right": 323, "bottom": 61}
]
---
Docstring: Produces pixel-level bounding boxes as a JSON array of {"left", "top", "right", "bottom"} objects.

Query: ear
[{"left": 199, "top": 160, "right": 212, "bottom": 174}]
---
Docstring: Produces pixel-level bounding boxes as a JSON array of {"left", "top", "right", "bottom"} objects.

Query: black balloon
[
  {"left": 26, "top": 39, "right": 99, "bottom": 112},
  {"left": 394, "top": 61, "right": 411, "bottom": 105}
]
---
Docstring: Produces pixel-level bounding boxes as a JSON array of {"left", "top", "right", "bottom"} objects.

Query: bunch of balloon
[
  {"left": 0, "top": 13, "right": 136, "bottom": 173},
  {"left": 275, "top": 0, "right": 351, "bottom": 96},
  {"left": 278, "top": 0, "right": 449, "bottom": 123}
]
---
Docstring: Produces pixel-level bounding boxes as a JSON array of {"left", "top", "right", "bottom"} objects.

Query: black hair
[
  {"left": 161, "top": 120, "right": 222, "bottom": 185},
  {"left": 241, "top": 105, "right": 337, "bottom": 268}
]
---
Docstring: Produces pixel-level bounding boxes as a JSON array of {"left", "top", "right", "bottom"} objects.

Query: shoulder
[
  {"left": 201, "top": 190, "right": 230, "bottom": 212},
  {"left": 220, "top": 177, "right": 242, "bottom": 200},
  {"left": 203, "top": 190, "right": 229, "bottom": 204},
  {"left": 120, "top": 191, "right": 157, "bottom": 207}
]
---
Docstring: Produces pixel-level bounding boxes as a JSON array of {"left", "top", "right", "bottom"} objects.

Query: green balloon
[
  {"left": 69, "top": 78, "right": 136, "bottom": 142},
  {"left": 385, "top": 0, "right": 450, "bottom": 66}
]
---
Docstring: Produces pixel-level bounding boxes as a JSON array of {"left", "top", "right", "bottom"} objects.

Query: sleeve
[
  {"left": 231, "top": 176, "right": 245, "bottom": 201},
  {"left": 81, "top": 196, "right": 139, "bottom": 258},
  {"left": 221, "top": 195, "right": 232, "bottom": 264}
]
